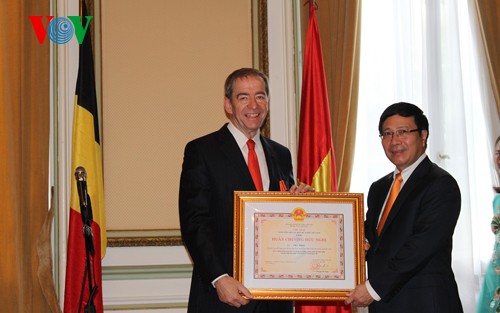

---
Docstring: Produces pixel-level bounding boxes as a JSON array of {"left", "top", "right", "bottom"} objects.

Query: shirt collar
[
  {"left": 395, "top": 153, "right": 427, "bottom": 185},
  {"left": 227, "top": 122, "right": 261, "bottom": 149}
]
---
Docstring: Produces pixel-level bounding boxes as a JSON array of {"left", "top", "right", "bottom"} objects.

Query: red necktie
[
  {"left": 377, "top": 173, "right": 402, "bottom": 235},
  {"left": 247, "top": 139, "right": 263, "bottom": 191}
]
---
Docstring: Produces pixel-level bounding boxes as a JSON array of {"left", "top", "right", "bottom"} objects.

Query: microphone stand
[{"left": 75, "top": 169, "right": 98, "bottom": 313}]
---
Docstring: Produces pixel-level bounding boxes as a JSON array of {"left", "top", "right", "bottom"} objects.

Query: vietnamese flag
[
  {"left": 295, "top": 3, "right": 350, "bottom": 313},
  {"left": 63, "top": 2, "right": 106, "bottom": 312}
]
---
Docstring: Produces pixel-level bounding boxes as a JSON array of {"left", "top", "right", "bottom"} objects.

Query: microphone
[
  {"left": 75, "top": 166, "right": 88, "bottom": 209},
  {"left": 74, "top": 166, "right": 95, "bottom": 254}
]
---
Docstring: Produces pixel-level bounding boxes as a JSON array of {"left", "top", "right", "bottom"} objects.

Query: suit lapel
[
  {"left": 370, "top": 173, "right": 393, "bottom": 238},
  {"left": 261, "top": 136, "right": 281, "bottom": 191},
  {"left": 380, "top": 157, "right": 432, "bottom": 235},
  {"left": 216, "top": 125, "right": 255, "bottom": 190}
]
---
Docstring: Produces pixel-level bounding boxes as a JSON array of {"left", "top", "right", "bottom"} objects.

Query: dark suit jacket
[
  {"left": 364, "top": 157, "right": 463, "bottom": 313},
  {"left": 179, "top": 125, "right": 294, "bottom": 313}
]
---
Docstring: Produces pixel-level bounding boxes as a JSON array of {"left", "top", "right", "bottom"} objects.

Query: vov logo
[{"left": 29, "top": 16, "right": 93, "bottom": 44}]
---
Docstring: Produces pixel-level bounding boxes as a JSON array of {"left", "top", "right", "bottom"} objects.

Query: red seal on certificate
[{"left": 291, "top": 207, "right": 307, "bottom": 221}]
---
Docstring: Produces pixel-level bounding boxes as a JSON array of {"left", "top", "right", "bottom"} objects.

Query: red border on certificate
[{"left": 254, "top": 212, "right": 345, "bottom": 280}]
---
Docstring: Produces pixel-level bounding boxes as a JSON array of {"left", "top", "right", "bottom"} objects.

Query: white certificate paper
[{"left": 255, "top": 212, "right": 344, "bottom": 279}]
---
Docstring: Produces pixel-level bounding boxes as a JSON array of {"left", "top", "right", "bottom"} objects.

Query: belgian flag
[{"left": 63, "top": 2, "right": 106, "bottom": 312}]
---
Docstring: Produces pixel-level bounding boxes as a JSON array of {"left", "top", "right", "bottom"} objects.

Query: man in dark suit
[
  {"left": 345, "top": 102, "right": 463, "bottom": 312},
  {"left": 179, "top": 68, "right": 313, "bottom": 313}
]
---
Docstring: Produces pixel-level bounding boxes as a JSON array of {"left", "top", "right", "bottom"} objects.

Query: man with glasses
[{"left": 345, "top": 102, "right": 463, "bottom": 312}]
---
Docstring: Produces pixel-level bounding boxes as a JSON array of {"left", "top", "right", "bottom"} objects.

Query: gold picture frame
[{"left": 233, "top": 192, "right": 366, "bottom": 300}]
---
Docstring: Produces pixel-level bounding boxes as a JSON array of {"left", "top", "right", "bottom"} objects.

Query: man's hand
[
  {"left": 289, "top": 182, "right": 315, "bottom": 194},
  {"left": 214, "top": 276, "right": 253, "bottom": 307},
  {"left": 345, "top": 284, "right": 374, "bottom": 307},
  {"left": 364, "top": 239, "right": 371, "bottom": 252}
]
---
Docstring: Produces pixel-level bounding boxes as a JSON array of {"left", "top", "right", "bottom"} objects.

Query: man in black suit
[
  {"left": 179, "top": 68, "right": 313, "bottom": 313},
  {"left": 345, "top": 102, "right": 463, "bottom": 312}
]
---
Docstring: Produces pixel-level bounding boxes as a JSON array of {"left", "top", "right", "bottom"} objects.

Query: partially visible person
[
  {"left": 345, "top": 102, "right": 463, "bottom": 312},
  {"left": 476, "top": 135, "right": 500, "bottom": 313},
  {"left": 179, "top": 68, "right": 313, "bottom": 313}
]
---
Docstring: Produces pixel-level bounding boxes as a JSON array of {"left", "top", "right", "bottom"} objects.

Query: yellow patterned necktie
[{"left": 378, "top": 173, "right": 402, "bottom": 235}]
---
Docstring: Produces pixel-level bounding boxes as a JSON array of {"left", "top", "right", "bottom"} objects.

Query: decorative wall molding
[
  {"left": 267, "top": 1, "right": 298, "bottom": 159},
  {"left": 107, "top": 230, "right": 183, "bottom": 247},
  {"left": 103, "top": 264, "right": 192, "bottom": 281}
]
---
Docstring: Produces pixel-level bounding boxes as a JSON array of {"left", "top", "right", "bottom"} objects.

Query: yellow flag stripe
[
  {"left": 70, "top": 96, "right": 107, "bottom": 256},
  {"left": 311, "top": 150, "right": 333, "bottom": 193}
]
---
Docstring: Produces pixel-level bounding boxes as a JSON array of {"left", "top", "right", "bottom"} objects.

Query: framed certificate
[{"left": 233, "top": 192, "right": 365, "bottom": 300}]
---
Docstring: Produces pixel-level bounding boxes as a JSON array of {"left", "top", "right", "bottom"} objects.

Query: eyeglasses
[{"left": 379, "top": 129, "right": 419, "bottom": 140}]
